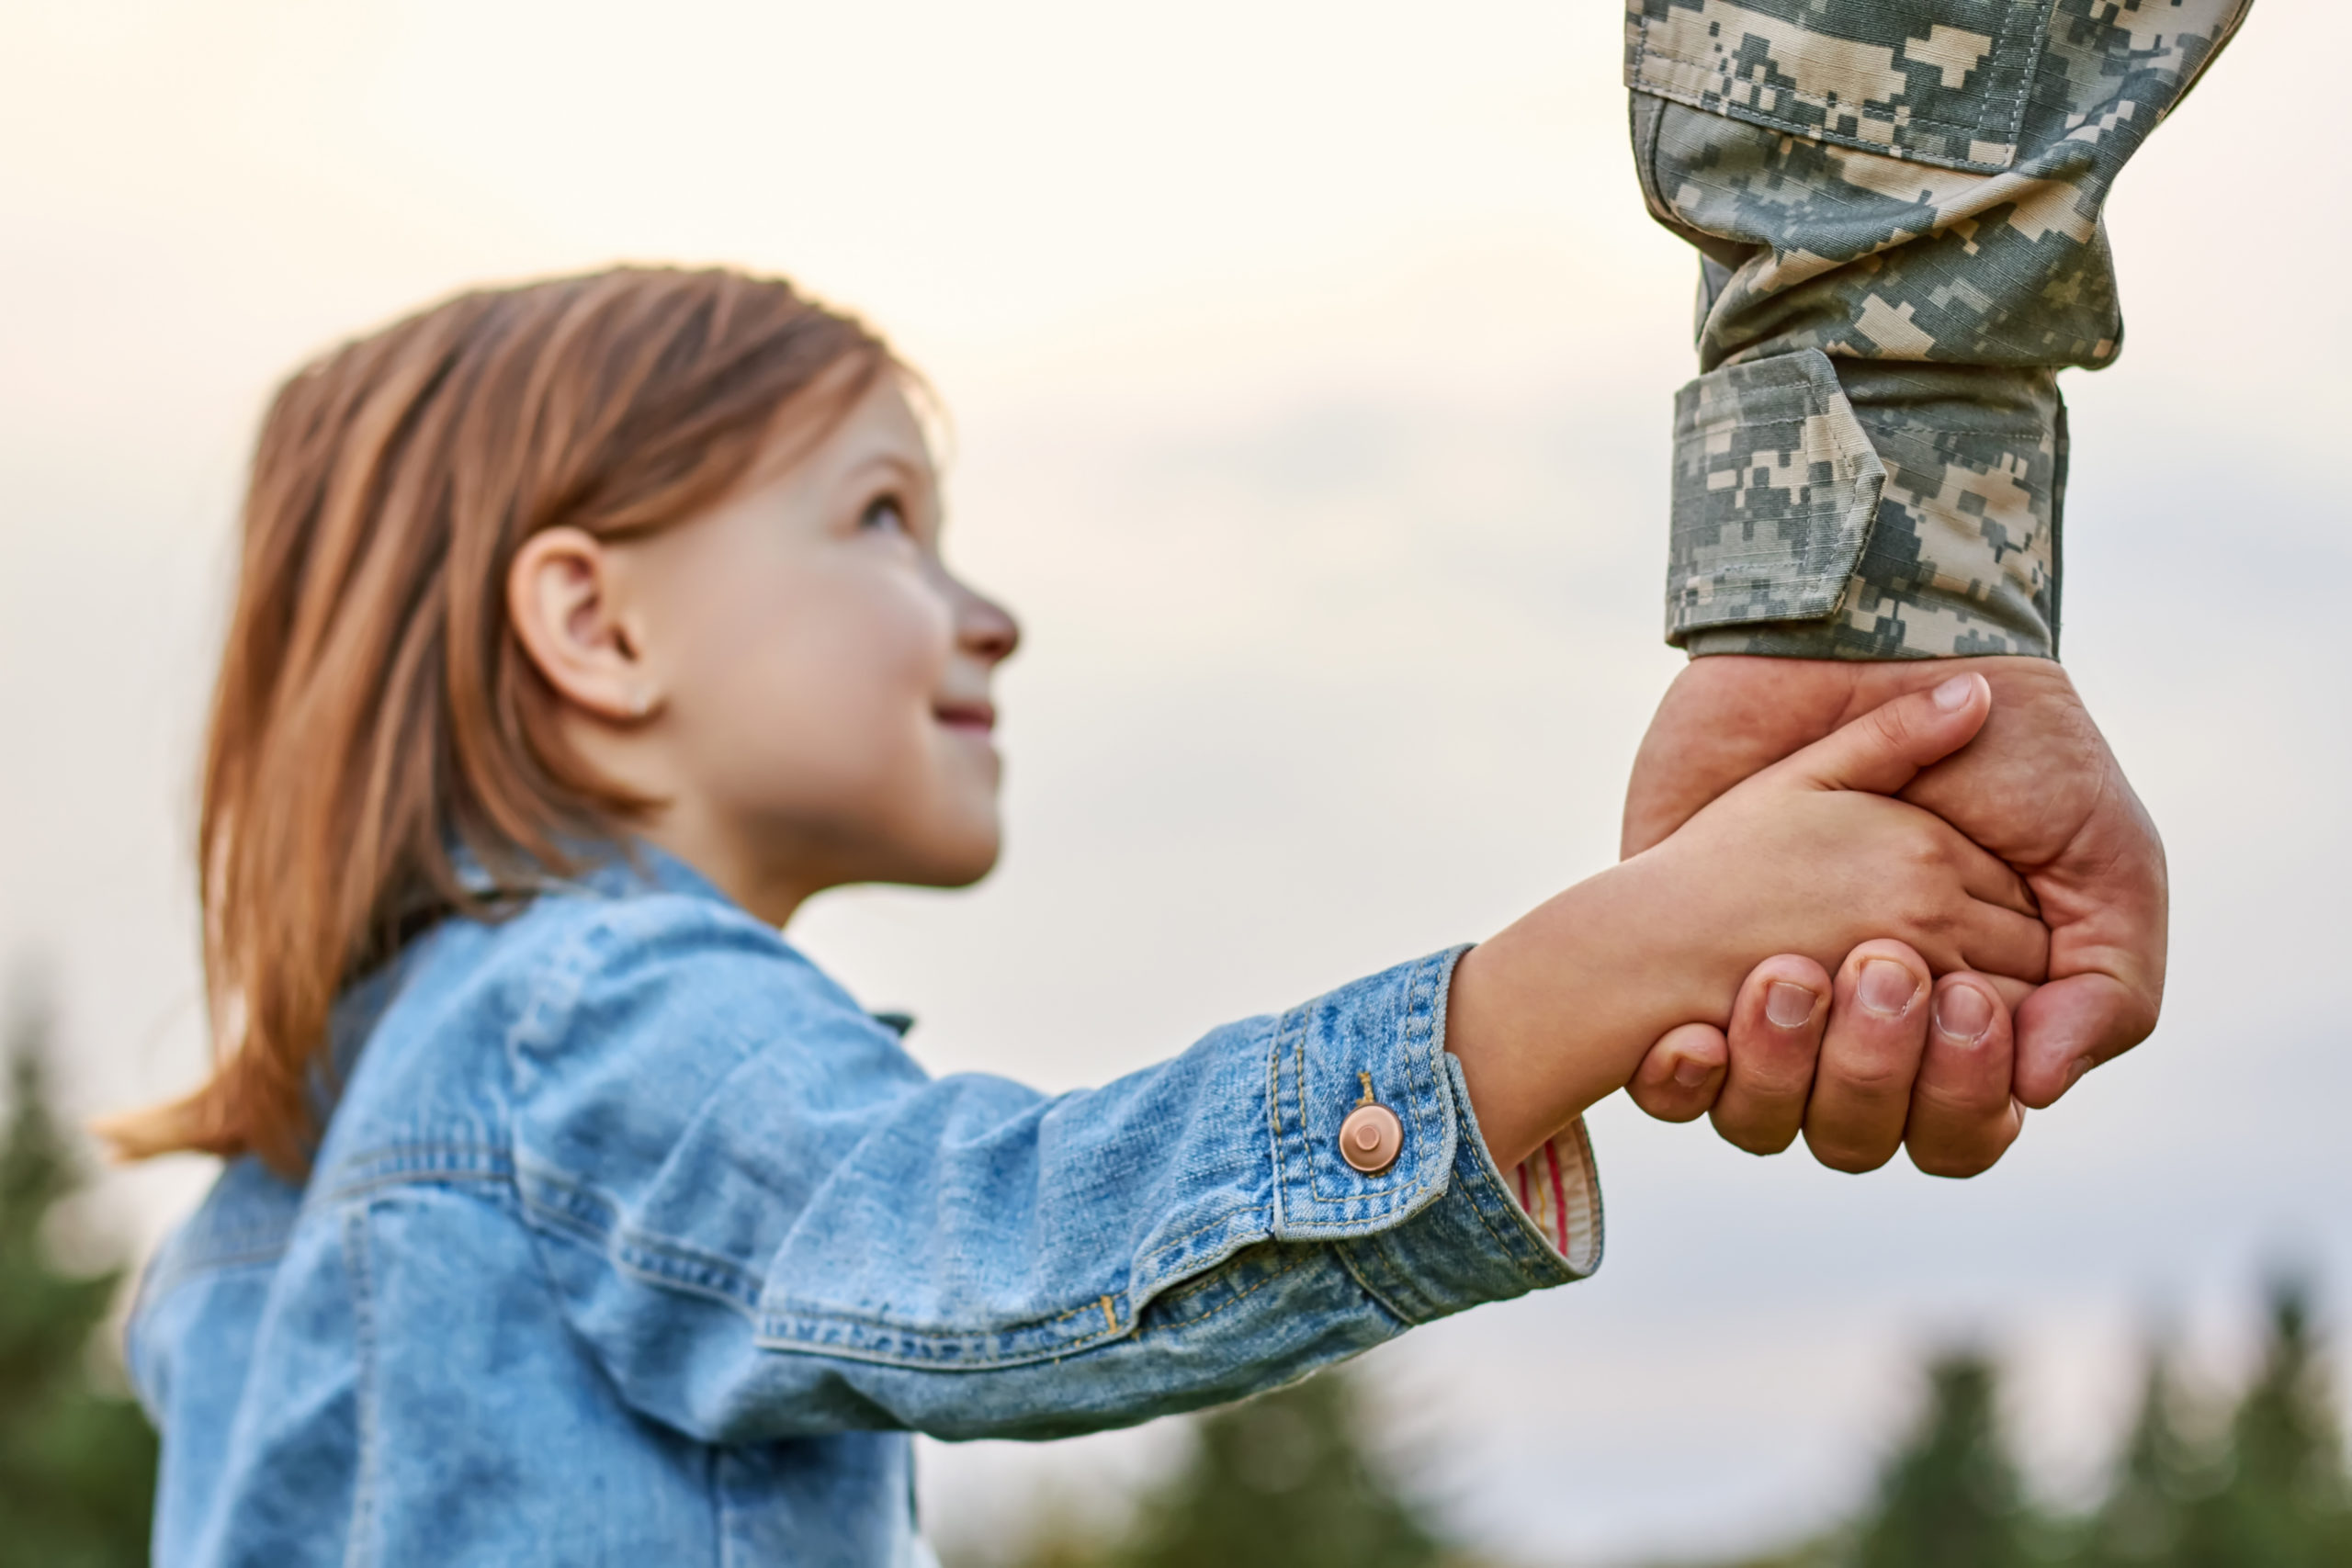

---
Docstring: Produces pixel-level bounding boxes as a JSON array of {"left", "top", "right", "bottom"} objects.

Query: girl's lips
[{"left": 933, "top": 701, "right": 996, "bottom": 734}]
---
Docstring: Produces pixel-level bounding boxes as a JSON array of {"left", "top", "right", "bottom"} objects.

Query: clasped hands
[{"left": 1618, "top": 655, "right": 2166, "bottom": 1177}]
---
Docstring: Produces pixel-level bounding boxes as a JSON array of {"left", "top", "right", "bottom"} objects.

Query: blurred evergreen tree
[
  {"left": 1702, "top": 1539, "right": 1845, "bottom": 1568},
  {"left": 1850, "top": 1349, "right": 2030, "bottom": 1568},
  {"left": 974, "top": 1288, "right": 2352, "bottom": 1568},
  {"left": 2168, "top": 1279, "right": 2351, "bottom": 1568},
  {"left": 0, "top": 990, "right": 157, "bottom": 1568},
  {"left": 980, "top": 1515, "right": 1114, "bottom": 1568},
  {"left": 1114, "top": 1369, "right": 1450, "bottom": 1568},
  {"left": 2082, "top": 1344, "right": 2211, "bottom": 1567}
]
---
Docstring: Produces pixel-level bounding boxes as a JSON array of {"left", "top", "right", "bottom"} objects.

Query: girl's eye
[{"left": 859, "top": 495, "right": 910, "bottom": 536}]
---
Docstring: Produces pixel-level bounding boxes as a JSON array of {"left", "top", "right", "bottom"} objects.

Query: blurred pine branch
[{"left": 0, "top": 981, "right": 157, "bottom": 1568}]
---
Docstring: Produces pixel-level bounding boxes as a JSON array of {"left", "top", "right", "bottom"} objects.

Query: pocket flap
[{"left": 1666, "top": 348, "right": 1885, "bottom": 644}]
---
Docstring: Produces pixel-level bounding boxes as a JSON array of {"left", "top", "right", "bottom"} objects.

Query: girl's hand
[
  {"left": 1449, "top": 673, "right": 2049, "bottom": 1172},
  {"left": 1623, "top": 653, "right": 2165, "bottom": 1113},
  {"left": 1619, "top": 671, "right": 2051, "bottom": 989},
  {"left": 1626, "top": 943, "right": 2025, "bottom": 1178}
]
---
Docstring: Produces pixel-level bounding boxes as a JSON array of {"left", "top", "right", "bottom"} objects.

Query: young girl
[{"left": 114, "top": 268, "right": 2043, "bottom": 1565}]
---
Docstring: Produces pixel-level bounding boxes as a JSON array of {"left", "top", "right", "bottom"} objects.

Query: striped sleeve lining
[{"left": 1508, "top": 1118, "right": 1602, "bottom": 1276}]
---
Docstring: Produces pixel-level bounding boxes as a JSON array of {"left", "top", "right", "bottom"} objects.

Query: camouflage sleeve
[{"left": 1627, "top": 0, "right": 2250, "bottom": 659}]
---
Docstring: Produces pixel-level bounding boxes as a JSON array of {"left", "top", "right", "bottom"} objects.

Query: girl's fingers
[
  {"left": 1955, "top": 897, "right": 2052, "bottom": 986},
  {"left": 1626, "top": 1023, "right": 1729, "bottom": 1123},
  {"left": 1803, "top": 941, "right": 1934, "bottom": 1173},
  {"left": 1904, "top": 973, "right": 2024, "bottom": 1179},
  {"left": 1950, "top": 830, "right": 2040, "bottom": 918},
  {"left": 1710, "top": 954, "right": 1833, "bottom": 1156},
  {"left": 1907, "top": 808, "right": 2037, "bottom": 917}
]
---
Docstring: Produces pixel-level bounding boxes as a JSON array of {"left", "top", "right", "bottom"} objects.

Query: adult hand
[
  {"left": 1623, "top": 655, "right": 2165, "bottom": 1111},
  {"left": 1626, "top": 942, "right": 2024, "bottom": 1177}
]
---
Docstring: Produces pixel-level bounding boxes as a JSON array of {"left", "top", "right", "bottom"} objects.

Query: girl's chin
[
  {"left": 899, "top": 840, "right": 1001, "bottom": 890},
  {"left": 937, "top": 725, "right": 1001, "bottom": 771},
  {"left": 938, "top": 740, "right": 1003, "bottom": 798},
  {"left": 883, "top": 801, "right": 1002, "bottom": 889}
]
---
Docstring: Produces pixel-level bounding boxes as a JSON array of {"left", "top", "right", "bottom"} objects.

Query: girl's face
[{"left": 529, "top": 372, "right": 1020, "bottom": 922}]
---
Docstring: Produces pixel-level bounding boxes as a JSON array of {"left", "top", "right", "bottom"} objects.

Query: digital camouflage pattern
[{"left": 1627, "top": 0, "right": 2250, "bottom": 659}]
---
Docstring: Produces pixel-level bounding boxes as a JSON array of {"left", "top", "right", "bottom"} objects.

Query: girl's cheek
[
  {"left": 703, "top": 556, "right": 950, "bottom": 744},
  {"left": 683, "top": 546, "right": 803, "bottom": 669},
  {"left": 869, "top": 569, "right": 958, "bottom": 688}
]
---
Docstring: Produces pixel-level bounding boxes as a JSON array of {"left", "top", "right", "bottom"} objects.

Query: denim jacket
[{"left": 127, "top": 847, "right": 1600, "bottom": 1565}]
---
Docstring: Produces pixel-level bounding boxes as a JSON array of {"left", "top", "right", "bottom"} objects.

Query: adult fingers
[
  {"left": 1777, "top": 673, "right": 1991, "bottom": 798},
  {"left": 1803, "top": 941, "right": 1933, "bottom": 1173},
  {"left": 1626, "top": 1024, "right": 1729, "bottom": 1124},
  {"left": 1905, "top": 973, "right": 2025, "bottom": 1179},
  {"left": 1709, "top": 954, "right": 1833, "bottom": 1156}
]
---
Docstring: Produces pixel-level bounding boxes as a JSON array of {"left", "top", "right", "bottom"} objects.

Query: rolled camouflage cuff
[{"left": 1670, "top": 356, "right": 2064, "bottom": 660}]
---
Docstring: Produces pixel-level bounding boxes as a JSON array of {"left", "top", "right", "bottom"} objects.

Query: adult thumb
[{"left": 1783, "top": 672, "right": 1992, "bottom": 795}]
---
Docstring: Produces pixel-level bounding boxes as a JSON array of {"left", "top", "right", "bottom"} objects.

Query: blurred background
[{"left": 1, "top": 1, "right": 2346, "bottom": 1562}]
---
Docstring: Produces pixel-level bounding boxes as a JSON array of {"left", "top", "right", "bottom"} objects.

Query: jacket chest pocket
[{"left": 1625, "top": 0, "right": 2054, "bottom": 174}]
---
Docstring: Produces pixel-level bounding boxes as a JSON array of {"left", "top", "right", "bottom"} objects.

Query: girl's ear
[{"left": 507, "top": 528, "right": 662, "bottom": 722}]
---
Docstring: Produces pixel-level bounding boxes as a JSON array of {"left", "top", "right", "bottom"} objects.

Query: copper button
[{"left": 1338, "top": 1103, "right": 1403, "bottom": 1175}]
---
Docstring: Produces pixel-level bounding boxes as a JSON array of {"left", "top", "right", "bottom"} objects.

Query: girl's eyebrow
[
  {"left": 841, "top": 450, "right": 941, "bottom": 514},
  {"left": 841, "top": 450, "right": 930, "bottom": 487}
]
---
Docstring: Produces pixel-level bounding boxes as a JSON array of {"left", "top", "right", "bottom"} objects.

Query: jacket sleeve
[
  {"left": 503, "top": 895, "right": 1598, "bottom": 1444},
  {"left": 1626, "top": 0, "right": 2250, "bottom": 660}
]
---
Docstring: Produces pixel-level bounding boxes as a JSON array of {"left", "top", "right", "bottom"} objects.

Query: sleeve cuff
[
  {"left": 1260, "top": 946, "right": 1601, "bottom": 1325},
  {"left": 1507, "top": 1122, "right": 1603, "bottom": 1272},
  {"left": 1265, "top": 947, "right": 1469, "bottom": 1242},
  {"left": 1329, "top": 1055, "right": 1601, "bottom": 1325},
  {"left": 1669, "top": 356, "right": 2064, "bottom": 660}
]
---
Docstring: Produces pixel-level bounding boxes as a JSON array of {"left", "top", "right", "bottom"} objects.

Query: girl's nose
[{"left": 956, "top": 582, "right": 1020, "bottom": 665}]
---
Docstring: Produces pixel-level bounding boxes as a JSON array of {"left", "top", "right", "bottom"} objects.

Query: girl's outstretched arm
[{"left": 498, "top": 880, "right": 1592, "bottom": 1446}]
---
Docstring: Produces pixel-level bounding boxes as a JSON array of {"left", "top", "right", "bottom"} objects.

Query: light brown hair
[{"left": 103, "top": 267, "right": 890, "bottom": 1174}]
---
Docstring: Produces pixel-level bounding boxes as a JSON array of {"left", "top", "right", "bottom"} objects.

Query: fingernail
[
  {"left": 1766, "top": 981, "right": 1816, "bottom": 1029},
  {"left": 1673, "top": 1058, "right": 1714, "bottom": 1089},
  {"left": 1932, "top": 674, "right": 1975, "bottom": 711},
  {"left": 1933, "top": 983, "right": 1994, "bottom": 1042},
  {"left": 1858, "top": 959, "right": 1918, "bottom": 1016},
  {"left": 2064, "top": 1055, "right": 2094, "bottom": 1089}
]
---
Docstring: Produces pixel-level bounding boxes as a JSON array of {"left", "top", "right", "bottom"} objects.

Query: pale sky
[{"left": 2, "top": 2, "right": 2346, "bottom": 1561}]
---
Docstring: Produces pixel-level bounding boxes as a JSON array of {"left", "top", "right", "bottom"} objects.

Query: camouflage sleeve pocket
[{"left": 1665, "top": 349, "right": 1885, "bottom": 647}]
